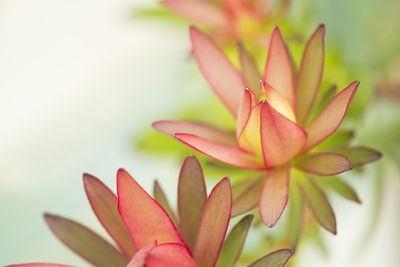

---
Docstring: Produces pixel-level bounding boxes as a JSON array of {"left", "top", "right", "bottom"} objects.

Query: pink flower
[
  {"left": 7, "top": 156, "right": 293, "bottom": 267},
  {"left": 153, "top": 25, "right": 381, "bottom": 229}
]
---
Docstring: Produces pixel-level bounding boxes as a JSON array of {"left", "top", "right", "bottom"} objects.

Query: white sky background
[{"left": 0, "top": 0, "right": 399, "bottom": 266}]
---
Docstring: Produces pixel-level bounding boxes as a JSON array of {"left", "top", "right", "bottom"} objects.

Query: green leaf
[
  {"left": 248, "top": 249, "right": 293, "bottom": 267},
  {"left": 153, "top": 180, "right": 179, "bottom": 227},
  {"left": 178, "top": 155, "right": 207, "bottom": 250},
  {"left": 317, "top": 176, "right": 361, "bottom": 203},
  {"left": 287, "top": 182, "right": 303, "bottom": 249},
  {"left": 232, "top": 174, "right": 265, "bottom": 217},
  {"left": 44, "top": 214, "right": 129, "bottom": 267},
  {"left": 237, "top": 43, "right": 261, "bottom": 94},
  {"left": 83, "top": 174, "right": 136, "bottom": 258},
  {"left": 332, "top": 146, "right": 382, "bottom": 167},
  {"left": 316, "top": 129, "right": 354, "bottom": 150},
  {"left": 296, "top": 175, "right": 337, "bottom": 234},
  {"left": 216, "top": 215, "right": 253, "bottom": 267}
]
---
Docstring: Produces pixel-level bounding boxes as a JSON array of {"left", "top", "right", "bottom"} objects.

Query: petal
[
  {"left": 6, "top": 264, "right": 75, "bottom": 267},
  {"left": 317, "top": 176, "right": 361, "bottom": 203},
  {"left": 296, "top": 175, "right": 337, "bottom": 234},
  {"left": 216, "top": 215, "right": 253, "bottom": 267},
  {"left": 163, "top": 0, "right": 230, "bottom": 29},
  {"left": 238, "top": 102, "right": 263, "bottom": 155},
  {"left": 264, "top": 26, "right": 295, "bottom": 109},
  {"left": 237, "top": 43, "right": 262, "bottom": 94},
  {"left": 236, "top": 88, "right": 255, "bottom": 139},
  {"left": 178, "top": 156, "right": 207, "bottom": 250},
  {"left": 117, "top": 169, "right": 187, "bottom": 250},
  {"left": 190, "top": 26, "right": 246, "bottom": 116},
  {"left": 258, "top": 164, "right": 290, "bottom": 227},
  {"left": 153, "top": 120, "right": 236, "bottom": 146},
  {"left": 44, "top": 214, "right": 129, "bottom": 267},
  {"left": 296, "top": 24, "right": 325, "bottom": 125},
  {"left": 232, "top": 174, "right": 265, "bottom": 217},
  {"left": 260, "top": 101, "right": 307, "bottom": 167},
  {"left": 193, "top": 178, "right": 232, "bottom": 267},
  {"left": 303, "top": 81, "right": 359, "bottom": 152},
  {"left": 248, "top": 249, "right": 293, "bottom": 267},
  {"left": 128, "top": 243, "right": 157, "bottom": 267},
  {"left": 333, "top": 146, "right": 382, "bottom": 167},
  {"left": 145, "top": 243, "right": 196, "bottom": 267},
  {"left": 153, "top": 180, "right": 179, "bottom": 227},
  {"left": 263, "top": 81, "right": 296, "bottom": 122},
  {"left": 83, "top": 174, "right": 136, "bottom": 258},
  {"left": 293, "top": 152, "right": 353, "bottom": 176},
  {"left": 174, "top": 133, "right": 265, "bottom": 169}
]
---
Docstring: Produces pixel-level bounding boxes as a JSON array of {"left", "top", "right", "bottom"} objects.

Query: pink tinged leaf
[
  {"left": 333, "top": 146, "right": 382, "bottom": 167},
  {"left": 236, "top": 88, "right": 255, "bottom": 139},
  {"left": 153, "top": 180, "right": 179, "bottom": 227},
  {"left": 264, "top": 26, "right": 295, "bottom": 109},
  {"left": 190, "top": 26, "right": 247, "bottom": 117},
  {"left": 163, "top": 0, "right": 230, "bottom": 29},
  {"left": 83, "top": 174, "right": 136, "bottom": 258},
  {"left": 296, "top": 176, "right": 337, "bottom": 234},
  {"left": 238, "top": 102, "right": 263, "bottom": 155},
  {"left": 144, "top": 243, "right": 197, "bottom": 267},
  {"left": 232, "top": 174, "right": 265, "bottom": 217},
  {"left": 249, "top": 249, "right": 293, "bottom": 267},
  {"left": 117, "top": 169, "right": 187, "bottom": 250},
  {"left": 174, "top": 133, "right": 266, "bottom": 170},
  {"left": 43, "top": 214, "right": 129, "bottom": 267},
  {"left": 237, "top": 43, "right": 262, "bottom": 95},
  {"left": 260, "top": 101, "right": 307, "bottom": 167},
  {"left": 178, "top": 156, "right": 207, "bottom": 250},
  {"left": 258, "top": 164, "right": 290, "bottom": 227},
  {"left": 215, "top": 215, "right": 254, "bottom": 267},
  {"left": 293, "top": 152, "right": 352, "bottom": 176},
  {"left": 303, "top": 81, "right": 360, "bottom": 152},
  {"left": 296, "top": 24, "right": 325, "bottom": 125},
  {"left": 193, "top": 178, "right": 232, "bottom": 267},
  {"left": 263, "top": 82, "right": 296, "bottom": 122},
  {"left": 6, "top": 264, "right": 75, "bottom": 267},
  {"left": 153, "top": 120, "right": 236, "bottom": 146},
  {"left": 128, "top": 243, "right": 157, "bottom": 267}
]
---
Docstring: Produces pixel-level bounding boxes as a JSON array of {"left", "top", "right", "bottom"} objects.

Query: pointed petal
[
  {"left": 178, "top": 156, "right": 207, "bottom": 250},
  {"left": 317, "top": 176, "right": 361, "bottom": 203},
  {"left": 190, "top": 26, "right": 246, "bottom": 116},
  {"left": 44, "top": 214, "right": 129, "bottom": 267},
  {"left": 193, "top": 178, "right": 232, "bottom": 267},
  {"left": 237, "top": 43, "right": 262, "bottom": 94},
  {"left": 296, "top": 24, "right": 325, "bottom": 125},
  {"left": 333, "top": 146, "right": 382, "bottom": 167},
  {"left": 258, "top": 165, "right": 290, "bottom": 227},
  {"left": 153, "top": 120, "right": 236, "bottom": 146},
  {"left": 260, "top": 101, "right": 307, "bottom": 167},
  {"left": 174, "top": 133, "right": 265, "bottom": 169},
  {"left": 264, "top": 26, "right": 295, "bottom": 108},
  {"left": 117, "top": 169, "right": 186, "bottom": 250},
  {"left": 232, "top": 175, "right": 265, "bottom": 217},
  {"left": 296, "top": 176, "right": 337, "bottom": 234},
  {"left": 238, "top": 102, "right": 263, "bottom": 155},
  {"left": 163, "top": 0, "right": 230, "bottom": 29},
  {"left": 216, "top": 215, "right": 253, "bottom": 267},
  {"left": 144, "top": 243, "right": 196, "bottom": 267},
  {"left": 236, "top": 88, "right": 255, "bottom": 139},
  {"left": 263, "top": 82, "right": 296, "bottom": 122},
  {"left": 6, "top": 264, "right": 74, "bottom": 267},
  {"left": 153, "top": 180, "right": 179, "bottom": 227},
  {"left": 83, "top": 174, "right": 136, "bottom": 258},
  {"left": 303, "top": 81, "right": 359, "bottom": 152},
  {"left": 249, "top": 249, "right": 293, "bottom": 267},
  {"left": 293, "top": 152, "right": 352, "bottom": 176}
]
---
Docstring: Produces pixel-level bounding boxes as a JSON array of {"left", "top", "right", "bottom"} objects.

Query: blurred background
[{"left": 0, "top": 0, "right": 399, "bottom": 266}]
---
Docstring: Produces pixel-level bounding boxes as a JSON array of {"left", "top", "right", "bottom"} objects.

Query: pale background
[{"left": 1, "top": 0, "right": 399, "bottom": 266}]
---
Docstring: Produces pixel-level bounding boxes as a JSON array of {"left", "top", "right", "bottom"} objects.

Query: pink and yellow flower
[{"left": 153, "top": 25, "right": 381, "bottom": 228}]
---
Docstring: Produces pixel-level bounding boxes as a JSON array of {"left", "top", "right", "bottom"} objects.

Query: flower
[
  {"left": 162, "top": 0, "right": 289, "bottom": 45},
  {"left": 153, "top": 25, "right": 382, "bottom": 230},
  {"left": 7, "top": 156, "right": 293, "bottom": 267}
]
